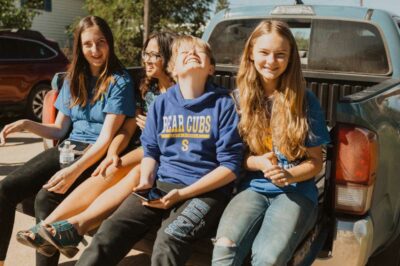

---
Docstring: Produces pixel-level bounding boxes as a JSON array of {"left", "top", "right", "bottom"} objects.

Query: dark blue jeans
[
  {"left": 212, "top": 189, "right": 317, "bottom": 266},
  {"left": 0, "top": 145, "right": 96, "bottom": 266},
  {"left": 76, "top": 182, "right": 229, "bottom": 266}
]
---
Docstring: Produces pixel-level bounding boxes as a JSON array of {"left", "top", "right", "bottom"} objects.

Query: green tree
[
  {"left": 215, "top": 0, "right": 230, "bottom": 13},
  {"left": 0, "top": 0, "right": 43, "bottom": 29},
  {"left": 84, "top": 0, "right": 213, "bottom": 66}
]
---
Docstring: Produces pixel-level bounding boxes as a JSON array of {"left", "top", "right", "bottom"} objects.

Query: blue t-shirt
[
  {"left": 141, "top": 82, "right": 243, "bottom": 187},
  {"left": 241, "top": 90, "right": 331, "bottom": 204},
  {"left": 55, "top": 71, "right": 135, "bottom": 144}
]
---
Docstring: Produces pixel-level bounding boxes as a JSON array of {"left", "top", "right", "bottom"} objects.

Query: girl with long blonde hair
[{"left": 212, "top": 20, "right": 330, "bottom": 266}]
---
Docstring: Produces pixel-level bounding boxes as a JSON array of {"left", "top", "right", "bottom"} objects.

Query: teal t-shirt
[
  {"left": 55, "top": 71, "right": 135, "bottom": 144},
  {"left": 136, "top": 83, "right": 161, "bottom": 113},
  {"left": 241, "top": 90, "right": 331, "bottom": 204}
]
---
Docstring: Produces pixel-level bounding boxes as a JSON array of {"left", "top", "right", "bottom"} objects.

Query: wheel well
[{"left": 29, "top": 81, "right": 51, "bottom": 96}]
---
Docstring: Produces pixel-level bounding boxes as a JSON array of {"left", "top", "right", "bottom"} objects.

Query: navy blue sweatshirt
[{"left": 140, "top": 81, "right": 243, "bottom": 186}]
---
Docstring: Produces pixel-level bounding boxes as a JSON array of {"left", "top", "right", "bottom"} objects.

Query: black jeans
[
  {"left": 0, "top": 145, "right": 97, "bottom": 265},
  {"left": 76, "top": 182, "right": 230, "bottom": 266}
]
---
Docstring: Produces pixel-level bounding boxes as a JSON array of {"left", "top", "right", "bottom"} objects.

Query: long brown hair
[
  {"left": 67, "top": 16, "right": 124, "bottom": 107},
  {"left": 237, "top": 20, "right": 308, "bottom": 161},
  {"left": 139, "top": 31, "right": 176, "bottom": 99}
]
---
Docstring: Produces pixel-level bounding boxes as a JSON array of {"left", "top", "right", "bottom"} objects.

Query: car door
[
  {"left": 0, "top": 36, "right": 30, "bottom": 103},
  {"left": 0, "top": 36, "right": 57, "bottom": 103}
]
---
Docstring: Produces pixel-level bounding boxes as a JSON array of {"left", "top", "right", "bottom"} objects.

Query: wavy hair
[
  {"left": 67, "top": 16, "right": 124, "bottom": 107},
  {"left": 237, "top": 20, "right": 308, "bottom": 160},
  {"left": 139, "top": 31, "right": 177, "bottom": 99}
]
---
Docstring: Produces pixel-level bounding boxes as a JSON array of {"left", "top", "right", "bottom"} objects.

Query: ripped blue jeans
[
  {"left": 76, "top": 181, "right": 229, "bottom": 266},
  {"left": 212, "top": 189, "right": 317, "bottom": 266}
]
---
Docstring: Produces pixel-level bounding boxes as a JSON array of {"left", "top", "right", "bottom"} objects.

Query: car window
[
  {"left": 208, "top": 19, "right": 311, "bottom": 67},
  {"left": 208, "top": 18, "right": 389, "bottom": 75},
  {"left": 208, "top": 19, "right": 259, "bottom": 66},
  {"left": 308, "top": 19, "right": 389, "bottom": 75},
  {"left": 0, "top": 38, "right": 20, "bottom": 59},
  {"left": 0, "top": 37, "right": 56, "bottom": 60}
]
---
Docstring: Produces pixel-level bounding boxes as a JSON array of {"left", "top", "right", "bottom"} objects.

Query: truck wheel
[
  {"left": 26, "top": 84, "right": 51, "bottom": 121},
  {"left": 367, "top": 233, "right": 400, "bottom": 266}
]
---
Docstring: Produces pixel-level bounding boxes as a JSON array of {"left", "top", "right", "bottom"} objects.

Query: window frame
[
  {"left": 207, "top": 17, "right": 392, "bottom": 76},
  {"left": 0, "top": 36, "right": 58, "bottom": 61},
  {"left": 21, "top": 0, "right": 52, "bottom": 12}
]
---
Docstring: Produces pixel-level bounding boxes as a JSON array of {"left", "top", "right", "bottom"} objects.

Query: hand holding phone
[{"left": 132, "top": 187, "right": 167, "bottom": 202}]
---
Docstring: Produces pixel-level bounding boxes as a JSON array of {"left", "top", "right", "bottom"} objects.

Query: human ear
[{"left": 209, "top": 64, "right": 215, "bottom": 75}]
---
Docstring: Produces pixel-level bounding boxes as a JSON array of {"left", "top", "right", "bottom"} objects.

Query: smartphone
[{"left": 133, "top": 187, "right": 167, "bottom": 202}]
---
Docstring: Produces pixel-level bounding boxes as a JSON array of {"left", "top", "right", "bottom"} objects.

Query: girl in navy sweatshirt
[{"left": 75, "top": 35, "right": 243, "bottom": 266}]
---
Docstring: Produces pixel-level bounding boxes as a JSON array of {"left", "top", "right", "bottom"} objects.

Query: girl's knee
[
  {"left": 212, "top": 237, "right": 241, "bottom": 266},
  {"left": 213, "top": 237, "right": 236, "bottom": 247},
  {"left": 34, "top": 189, "right": 59, "bottom": 219}
]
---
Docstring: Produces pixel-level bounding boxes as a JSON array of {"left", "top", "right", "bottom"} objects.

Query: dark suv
[{"left": 0, "top": 29, "right": 69, "bottom": 121}]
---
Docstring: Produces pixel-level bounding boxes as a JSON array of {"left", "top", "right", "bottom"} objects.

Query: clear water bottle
[{"left": 59, "top": 140, "right": 75, "bottom": 168}]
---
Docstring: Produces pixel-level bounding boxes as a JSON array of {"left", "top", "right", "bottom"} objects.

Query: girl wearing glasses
[
  {"left": 76, "top": 35, "right": 243, "bottom": 266},
  {"left": 15, "top": 31, "right": 177, "bottom": 261}
]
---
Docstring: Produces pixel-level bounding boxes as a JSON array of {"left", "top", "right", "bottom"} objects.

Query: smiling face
[
  {"left": 251, "top": 31, "right": 291, "bottom": 86},
  {"left": 81, "top": 26, "right": 109, "bottom": 76},
  {"left": 172, "top": 42, "right": 214, "bottom": 79},
  {"left": 142, "top": 38, "right": 165, "bottom": 79}
]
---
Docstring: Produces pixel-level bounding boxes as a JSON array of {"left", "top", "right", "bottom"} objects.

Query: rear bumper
[{"left": 316, "top": 216, "right": 374, "bottom": 266}]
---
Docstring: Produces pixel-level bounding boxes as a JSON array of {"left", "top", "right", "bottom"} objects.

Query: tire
[{"left": 26, "top": 84, "right": 51, "bottom": 121}]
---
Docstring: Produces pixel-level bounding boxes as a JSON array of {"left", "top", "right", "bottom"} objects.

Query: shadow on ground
[
  {"left": 3, "top": 137, "right": 42, "bottom": 146},
  {"left": 0, "top": 113, "right": 24, "bottom": 129},
  {"left": 58, "top": 253, "right": 151, "bottom": 266},
  {"left": 0, "top": 163, "right": 25, "bottom": 176}
]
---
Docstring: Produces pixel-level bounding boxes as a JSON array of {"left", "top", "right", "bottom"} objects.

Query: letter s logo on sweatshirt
[{"left": 182, "top": 139, "right": 189, "bottom": 151}]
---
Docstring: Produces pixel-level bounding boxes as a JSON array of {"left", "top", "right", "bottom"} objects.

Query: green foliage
[
  {"left": 0, "top": 0, "right": 43, "bottom": 29},
  {"left": 294, "top": 32, "right": 309, "bottom": 50},
  {"left": 84, "top": 0, "right": 213, "bottom": 66},
  {"left": 215, "top": 0, "right": 230, "bottom": 13}
]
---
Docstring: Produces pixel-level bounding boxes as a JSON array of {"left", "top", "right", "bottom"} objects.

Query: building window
[{"left": 21, "top": 0, "right": 52, "bottom": 12}]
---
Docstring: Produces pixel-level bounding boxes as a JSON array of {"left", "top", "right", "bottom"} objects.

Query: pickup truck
[{"left": 18, "top": 3, "right": 400, "bottom": 266}]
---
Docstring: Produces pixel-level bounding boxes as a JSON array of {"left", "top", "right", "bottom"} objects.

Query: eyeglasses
[{"left": 142, "top": 51, "right": 162, "bottom": 62}]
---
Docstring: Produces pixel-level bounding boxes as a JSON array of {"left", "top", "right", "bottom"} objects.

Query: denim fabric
[
  {"left": 76, "top": 183, "right": 229, "bottom": 266},
  {"left": 212, "top": 189, "right": 317, "bottom": 266}
]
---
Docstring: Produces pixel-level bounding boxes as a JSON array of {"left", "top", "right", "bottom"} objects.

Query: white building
[{"left": 25, "top": 0, "right": 88, "bottom": 49}]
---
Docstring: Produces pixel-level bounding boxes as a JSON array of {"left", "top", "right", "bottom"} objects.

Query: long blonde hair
[{"left": 237, "top": 20, "right": 308, "bottom": 161}]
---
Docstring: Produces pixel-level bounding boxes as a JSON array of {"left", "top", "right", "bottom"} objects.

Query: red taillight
[{"left": 334, "top": 124, "right": 378, "bottom": 215}]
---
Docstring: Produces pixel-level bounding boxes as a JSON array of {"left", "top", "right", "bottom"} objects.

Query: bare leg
[
  {"left": 66, "top": 164, "right": 141, "bottom": 235},
  {"left": 0, "top": 260, "right": 4, "bottom": 266},
  {"left": 44, "top": 148, "right": 143, "bottom": 224}
]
